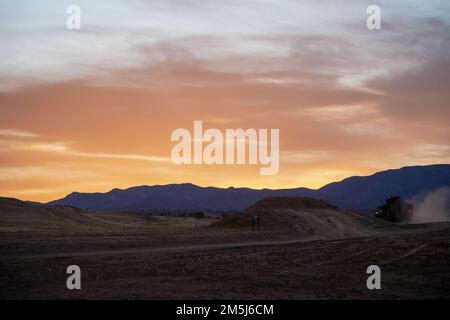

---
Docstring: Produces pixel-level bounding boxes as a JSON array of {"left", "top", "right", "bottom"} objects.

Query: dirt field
[{"left": 1, "top": 197, "right": 450, "bottom": 299}]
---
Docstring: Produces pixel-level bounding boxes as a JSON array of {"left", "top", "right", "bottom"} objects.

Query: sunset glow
[{"left": 1, "top": 0, "right": 449, "bottom": 201}]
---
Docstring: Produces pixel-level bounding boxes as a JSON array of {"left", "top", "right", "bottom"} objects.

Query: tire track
[{"left": 381, "top": 242, "right": 433, "bottom": 266}]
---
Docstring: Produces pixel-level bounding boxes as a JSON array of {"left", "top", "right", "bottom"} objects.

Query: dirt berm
[{"left": 215, "top": 197, "right": 392, "bottom": 239}]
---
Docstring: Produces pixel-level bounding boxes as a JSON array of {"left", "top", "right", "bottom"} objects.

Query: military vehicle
[{"left": 375, "top": 196, "right": 413, "bottom": 222}]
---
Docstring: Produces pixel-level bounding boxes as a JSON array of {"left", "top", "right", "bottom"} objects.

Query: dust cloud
[{"left": 410, "top": 187, "right": 450, "bottom": 223}]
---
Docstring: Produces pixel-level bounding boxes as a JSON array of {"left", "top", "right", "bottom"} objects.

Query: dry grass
[{"left": 1, "top": 197, "right": 450, "bottom": 299}]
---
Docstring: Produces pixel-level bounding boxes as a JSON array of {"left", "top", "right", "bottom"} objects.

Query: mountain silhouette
[{"left": 48, "top": 164, "right": 450, "bottom": 211}]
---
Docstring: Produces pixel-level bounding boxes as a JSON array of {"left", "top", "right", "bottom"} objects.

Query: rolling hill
[{"left": 47, "top": 164, "right": 450, "bottom": 211}]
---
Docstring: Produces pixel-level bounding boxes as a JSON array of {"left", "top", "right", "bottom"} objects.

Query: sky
[{"left": 0, "top": 0, "right": 449, "bottom": 202}]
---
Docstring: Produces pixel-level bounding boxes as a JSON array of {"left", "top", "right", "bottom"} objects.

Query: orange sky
[{"left": 1, "top": 1, "right": 449, "bottom": 202}]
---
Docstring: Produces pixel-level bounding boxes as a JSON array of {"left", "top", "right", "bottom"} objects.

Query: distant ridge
[{"left": 47, "top": 164, "right": 450, "bottom": 211}]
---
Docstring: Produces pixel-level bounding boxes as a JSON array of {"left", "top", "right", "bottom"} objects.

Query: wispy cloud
[
  {"left": 0, "top": 166, "right": 97, "bottom": 181},
  {"left": 0, "top": 129, "right": 39, "bottom": 138},
  {"left": 70, "top": 151, "right": 170, "bottom": 163},
  {"left": 2, "top": 1, "right": 449, "bottom": 92},
  {"left": 0, "top": 139, "right": 170, "bottom": 163},
  {"left": 281, "top": 150, "right": 331, "bottom": 164},
  {"left": 302, "top": 104, "right": 380, "bottom": 122}
]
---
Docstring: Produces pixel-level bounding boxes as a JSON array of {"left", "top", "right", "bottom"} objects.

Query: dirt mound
[
  {"left": 214, "top": 197, "right": 383, "bottom": 240},
  {"left": 0, "top": 197, "right": 31, "bottom": 207},
  {"left": 0, "top": 197, "right": 151, "bottom": 232},
  {"left": 245, "top": 197, "right": 337, "bottom": 212}
]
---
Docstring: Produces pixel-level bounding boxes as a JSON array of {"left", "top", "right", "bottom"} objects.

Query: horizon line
[{"left": 3, "top": 163, "right": 448, "bottom": 203}]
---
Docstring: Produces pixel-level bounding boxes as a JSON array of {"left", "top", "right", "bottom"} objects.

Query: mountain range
[{"left": 47, "top": 164, "right": 450, "bottom": 211}]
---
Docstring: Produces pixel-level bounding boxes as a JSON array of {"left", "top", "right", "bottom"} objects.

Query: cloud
[
  {"left": 302, "top": 104, "right": 379, "bottom": 122},
  {"left": 70, "top": 151, "right": 170, "bottom": 163},
  {"left": 281, "top": 150, "right": 331, "bottom": 164},
  {"left": 0, "top": 1, "right": 449, "bottom": 201},
  {"left": 2, "top": 1, "right": 449, "bottom": 93},
  {"left": 0, "top": 166, "right": 97, "bottom": 181},
  {"left": 0, "top": 129, "right": 39, "bottom": 138},
  {"left": 0, "top": 139, "right": 170, "bottom": 163}
]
